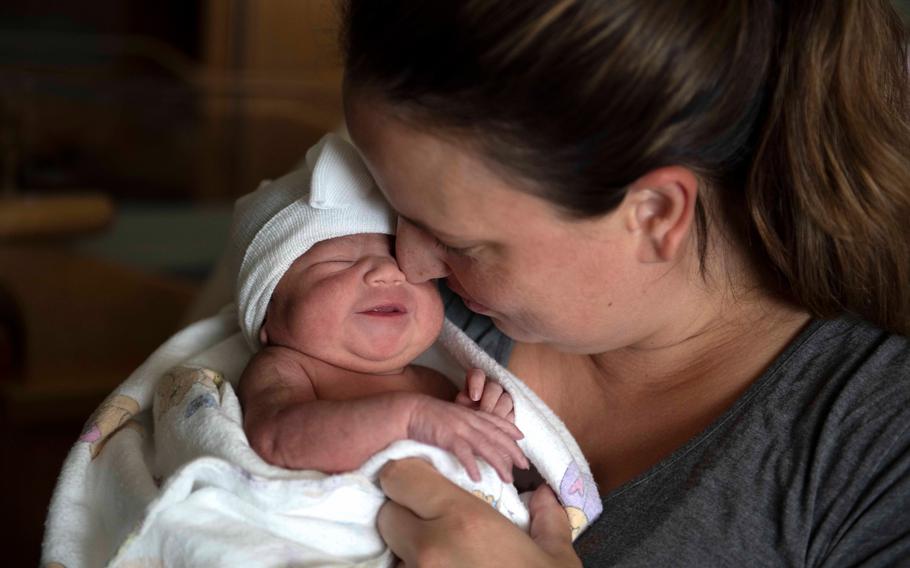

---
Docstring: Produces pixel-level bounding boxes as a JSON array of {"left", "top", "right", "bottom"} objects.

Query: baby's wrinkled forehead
[{"left": 304, "top": 233, "right": 393, "bottom": 260}]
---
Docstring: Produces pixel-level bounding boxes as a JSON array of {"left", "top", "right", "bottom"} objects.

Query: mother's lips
[
  {"left": 446, "top": 278, "right": 492, "bottom": 314},
  {"left": 461, "top": 296, "right": 493, "bottom": 315}
]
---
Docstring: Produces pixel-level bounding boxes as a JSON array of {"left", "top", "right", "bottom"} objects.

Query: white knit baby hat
[{"left": 231, "top": 133, "right": 396, "bottom": 350}]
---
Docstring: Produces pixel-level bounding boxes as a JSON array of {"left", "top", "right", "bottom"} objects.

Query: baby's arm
[
  {"left": 239, "top": 347, "right": 527, "bottom": 481},
  {"left": 455, "top": 368, "right": 515, "bottom": 422},
  {"left": 240, "top": 346, "right": 412, "bottom": 472}
]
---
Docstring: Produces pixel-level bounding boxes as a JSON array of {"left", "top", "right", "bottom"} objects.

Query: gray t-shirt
[{"left": 444, "top": 288, "right": 910, "bottom": 566}]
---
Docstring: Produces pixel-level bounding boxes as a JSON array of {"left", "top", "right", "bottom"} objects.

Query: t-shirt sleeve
[
  {"left": 440, "top": 281, "right": 514, "bottom": 365},
  {"left": 806, "top": 329, "right": 910, "bottom": 566},
  {"left": 819, "top": 421, "right": 910, "bottom": 566}
]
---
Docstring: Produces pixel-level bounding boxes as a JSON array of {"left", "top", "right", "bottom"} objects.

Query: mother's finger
[
  {"left": 379, "top": 458, "right": 467, "bottom": 519},
  {"left": 377, "top": 497, "right": 421, "bottom": 562}
]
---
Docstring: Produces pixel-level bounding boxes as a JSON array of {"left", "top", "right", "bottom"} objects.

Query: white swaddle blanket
[{"left": 42, "top": 309, "right": 602, "bottom": 567}]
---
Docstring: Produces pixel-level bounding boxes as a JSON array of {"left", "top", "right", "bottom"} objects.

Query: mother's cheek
[{"left": 453, "top": 264, "right": 506, "bottom": 307}]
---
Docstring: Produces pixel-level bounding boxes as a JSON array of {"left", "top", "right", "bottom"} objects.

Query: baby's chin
[
  {"left": 326, "top": 335, "right": 435, "bottom": 375},
  {"left": 325, "top": 353, "right": 416, "bottom": 375},
  {"left": 346, "top": 322, "right": 441, "bottom": 369}
]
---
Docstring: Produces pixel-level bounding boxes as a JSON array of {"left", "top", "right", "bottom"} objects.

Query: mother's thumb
[{"left": 528, "top": 485, "right": 579, "bottom": 565}]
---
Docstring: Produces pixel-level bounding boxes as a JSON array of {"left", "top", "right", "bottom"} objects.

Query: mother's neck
[
  {"left": 585, "top": 292, "right": 810, "bottom": 401},
  {"left": 512, "top": 290, "right": 810, "bottom": 492},
  {"left": 593, "top": 223, "right": 809, "bottom": 397}
]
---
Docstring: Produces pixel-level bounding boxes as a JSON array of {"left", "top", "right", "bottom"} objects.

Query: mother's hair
[{"left": 340, "top": 0, "right": 910, "bottom": 335}]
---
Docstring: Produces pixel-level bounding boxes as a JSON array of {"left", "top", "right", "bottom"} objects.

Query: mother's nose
[{"left": 395, "top": 217, "right": 451, "bottom": 283}]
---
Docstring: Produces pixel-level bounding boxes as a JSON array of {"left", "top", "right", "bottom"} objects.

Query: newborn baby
[{"left": 233, "top": 134, "right": 528, "bottom": 483}]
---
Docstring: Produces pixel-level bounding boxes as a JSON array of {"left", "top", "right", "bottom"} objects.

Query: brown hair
[{"left": 341, "top": 0, "right": 910, "bottom": 334}]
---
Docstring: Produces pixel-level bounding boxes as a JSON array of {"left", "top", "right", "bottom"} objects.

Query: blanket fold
[{"left": 42, "top": 309, "right": 602, "bottom": 568}]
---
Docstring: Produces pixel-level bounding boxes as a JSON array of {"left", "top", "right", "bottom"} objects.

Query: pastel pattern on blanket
[{"left": 78, "top": 393, "right": 142, "bottom": 459}]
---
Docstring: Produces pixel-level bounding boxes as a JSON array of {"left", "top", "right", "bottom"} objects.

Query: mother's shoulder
[{"left": 765, "top": 316, "right": 910, "bottom": 441}]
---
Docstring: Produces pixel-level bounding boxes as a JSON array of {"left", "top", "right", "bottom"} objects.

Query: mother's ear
[{"left": 622, "top": 166, "right": 699, "bottom": 264}]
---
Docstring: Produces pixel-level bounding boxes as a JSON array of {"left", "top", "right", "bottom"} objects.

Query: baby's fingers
[
  {"left": 472, "top": 415, "right": 529, "bottom": 471},
  {"left": 479, "top": 380, "right": 504, "bottom": 414},
  {"left": 474, "top": 409, "right": 524, "bottom": 441},
  {"left": 466, "top": 368, "right": 486, "bottom": 402},
  {"left": 454, "top": 390, "right": 474, "bottom": 407},
  {"left": 452, "top": 439, "right": 481, "bottom": 482},
  {"left": 469, "top": 430, "right": 519, "bottom": 483},
  {"left": 492, "top": 392, "right": 514, "bottom": 420}
]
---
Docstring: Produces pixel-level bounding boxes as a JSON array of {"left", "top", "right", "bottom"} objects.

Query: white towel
[{"left": 41, "top": 309, "right": 602, "bottom": 567}]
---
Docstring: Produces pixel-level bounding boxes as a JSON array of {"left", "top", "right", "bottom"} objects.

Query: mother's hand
[{"left": 377, "top": 458, "right": 581, "bottom": 567}]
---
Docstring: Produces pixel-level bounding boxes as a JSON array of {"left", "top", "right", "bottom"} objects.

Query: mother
[{"left": 342, "top": 1, "right": 910, "bottom": 565}]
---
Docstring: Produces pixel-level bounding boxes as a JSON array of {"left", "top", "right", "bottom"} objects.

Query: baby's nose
[{"left": 365, "top": 257, "right": 405, "bottom": 285}]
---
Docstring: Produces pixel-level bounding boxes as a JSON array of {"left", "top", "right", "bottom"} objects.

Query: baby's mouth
[{"left": 359, "top": 303, "right": 408, "bottom": 317}]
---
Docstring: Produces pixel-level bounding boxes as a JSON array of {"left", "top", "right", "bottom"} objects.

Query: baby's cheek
[
  {"left": 413, "top": 289, "right": 445, "bottom": 346},
  {"left": 303, "top": 310, "right": 338, "bottom": 338},
  {"left": 280, "top": 302, "right": 334, "bottom": 347},
  {"left": 423, "top": 288, "right": 445, "bottom": 321}
]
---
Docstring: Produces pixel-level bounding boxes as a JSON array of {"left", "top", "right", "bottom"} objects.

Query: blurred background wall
[
  {"left": 0, "top": 1, "right": 908, "bottom": 565},
  {"left": 0, "top": 1, "right": 343, "bottom": 564}
]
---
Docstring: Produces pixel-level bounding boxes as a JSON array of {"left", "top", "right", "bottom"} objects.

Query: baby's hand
[
  {"left": 407, "top": 395, "right": 528, "bottom": 483},
  {"left": 455, "top": 368, "right": 515, "bottom": 423}
]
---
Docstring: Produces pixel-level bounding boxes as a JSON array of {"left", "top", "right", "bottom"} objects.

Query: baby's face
[{"left": 262, "top": 233, "right": 444, "bottom": 373}]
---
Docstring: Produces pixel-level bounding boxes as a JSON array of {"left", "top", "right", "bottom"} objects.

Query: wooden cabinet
[{"left": 196, "top": 0, "right": 345, "bottom": 200}]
